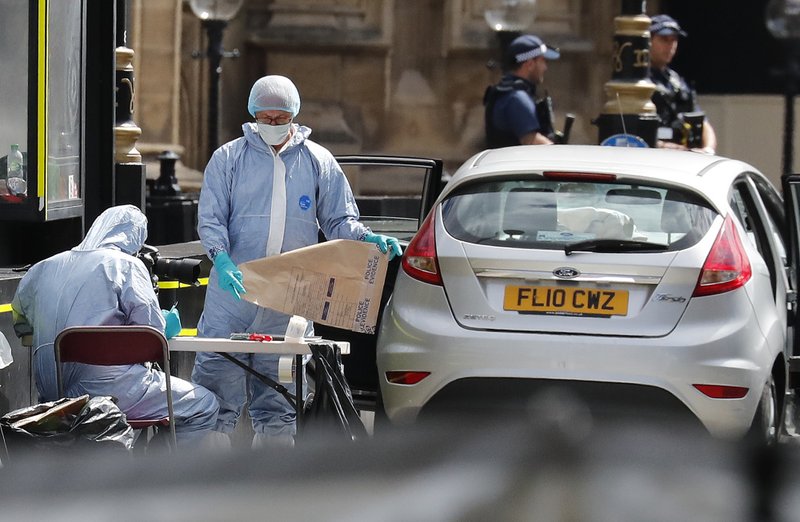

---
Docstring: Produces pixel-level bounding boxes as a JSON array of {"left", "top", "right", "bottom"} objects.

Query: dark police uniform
[
  {"left": 484, "top": 74, "right": 551, "bottom": 149},
  {"left": 650, "top": 65, "right": 698, "bottom": 145},
  {"left": 647, "top": 14, "right": 708, "bottom": 148}
]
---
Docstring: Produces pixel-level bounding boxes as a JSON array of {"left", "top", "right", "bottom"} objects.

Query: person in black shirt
[
  {"left": 649, "top": 14, "right": 717, "bottom": 154},
  {"left": 484, "top": 34, "right": 561, "bottom": 148}
]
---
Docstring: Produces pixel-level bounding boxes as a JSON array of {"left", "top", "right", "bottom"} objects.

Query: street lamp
[
  {"left": 190, "top": 0, "right": 244, "bottom": 161},
  {"left": 484, "top": 0, "right": 536, "bottom": 32},
  {"left": 766, "top": 0, "right": 800, "bottom": 175},
  {"left": 484, "top": 0, "right": 537, "bottom": 67}
]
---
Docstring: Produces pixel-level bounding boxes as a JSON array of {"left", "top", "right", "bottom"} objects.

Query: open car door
[
  {"left": 314, "top": 155, "right": 444, "bottom": 413},
  {"left": 781, "top": 173, "right": 800, "bottom": 385}
]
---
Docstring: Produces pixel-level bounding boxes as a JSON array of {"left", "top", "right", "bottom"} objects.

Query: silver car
[{"left": 376, "top": 145, "right": 800, "bottom": 442}]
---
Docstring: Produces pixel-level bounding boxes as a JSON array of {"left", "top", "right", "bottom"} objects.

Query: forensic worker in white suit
[{"left": 193, "top": 75, "right": 401, "bottom": 448}]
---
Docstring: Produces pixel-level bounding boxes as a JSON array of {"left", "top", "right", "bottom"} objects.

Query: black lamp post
[
  {"left": 190, "top": 0, "right": 244, "bottom": 161},
  {"left": 767, "top": 0, "right": 800, "bottom": 175}
]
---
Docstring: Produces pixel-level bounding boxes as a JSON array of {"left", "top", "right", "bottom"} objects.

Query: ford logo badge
[{"left": 553, "top": 267, "right": 580, "bottom": 279}]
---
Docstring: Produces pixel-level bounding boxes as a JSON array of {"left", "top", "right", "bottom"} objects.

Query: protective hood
[{"left": 74, "top": 204, "right": 148, "bottom": 254}]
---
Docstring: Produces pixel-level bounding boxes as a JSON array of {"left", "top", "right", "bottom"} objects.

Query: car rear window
[{"left": 441, "top": 178, "right": 717, "bottom": 251}]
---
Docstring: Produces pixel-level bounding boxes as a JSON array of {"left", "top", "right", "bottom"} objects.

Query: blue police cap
[
  {"left": 507, "top": 34, "right": 560, "bottom": 64},
  {"left": 650, "top": 14, "right": 688, "bottom": 37}
]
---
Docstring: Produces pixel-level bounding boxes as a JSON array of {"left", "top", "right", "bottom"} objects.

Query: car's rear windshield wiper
[{"left": 564, "top": 239, "right": 669, "bottom": 256}]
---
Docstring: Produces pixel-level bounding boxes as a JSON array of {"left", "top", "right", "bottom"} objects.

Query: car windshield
[{"left": 441, "top": 178, "right": 717, "bottom": 251}]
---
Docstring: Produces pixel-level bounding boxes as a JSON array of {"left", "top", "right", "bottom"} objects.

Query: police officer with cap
[
  {"left": 649, "top": 14, "right": 717, "bottom": 154},
  {"left": 484, "top": 34, "right": 561, "bottom": 148}
]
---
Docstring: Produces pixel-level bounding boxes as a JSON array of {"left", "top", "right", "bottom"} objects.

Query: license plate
[{"left": 503, "top": 285, "right": 629, "bottom": 317}]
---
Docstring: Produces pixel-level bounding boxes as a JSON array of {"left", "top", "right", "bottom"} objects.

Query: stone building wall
[{"left": 131, "top": 0, "right": 660, "bottom": 189}]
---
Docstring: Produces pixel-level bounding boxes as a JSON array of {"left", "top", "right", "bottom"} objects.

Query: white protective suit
[
  {"left": 12, "top": 205, "right": 219, "bottom": 444},
  {"left": 194, "top": 121, "right": 370, "bottom": 439}
]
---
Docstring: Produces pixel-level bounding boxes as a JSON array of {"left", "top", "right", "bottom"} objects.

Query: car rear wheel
[{"left": 748, "top": 375, "right": 778, "bottom": 446}]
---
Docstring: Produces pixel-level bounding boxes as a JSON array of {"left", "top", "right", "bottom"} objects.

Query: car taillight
[
  {"left": 402, "top": 210, "right": 442, "bottom": 285},
  {"left": 692, "top": 215, "right": 752, "bottom": 297},
  {"left": 386, "top": 371, "right": 431, "bottom": 385},
  {"left": 693, "top": 384, "right": 749, "bottom": 399}
]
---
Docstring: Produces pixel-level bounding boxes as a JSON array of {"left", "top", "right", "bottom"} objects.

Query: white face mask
[{"left": 258, "top": 122, "right": 292, "bottom": 146}]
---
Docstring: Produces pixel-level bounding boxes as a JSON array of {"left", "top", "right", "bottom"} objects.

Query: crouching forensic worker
[
  {"left": 193, "top": 74, "right": 401, "bottom": 448},
  {"left": 12, "top": 205, "right": 219, "bottom": 446}
]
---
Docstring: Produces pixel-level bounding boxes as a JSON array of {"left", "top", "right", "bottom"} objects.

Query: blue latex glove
[
  {"left": 364, "top": 232, "right": 403, "bottom": 261},
  {"left": 161, "top": 306, "right": 182, "bottom": 340},
  {"left": 213, "top": 251, "right": 246, "bottom": 300}
]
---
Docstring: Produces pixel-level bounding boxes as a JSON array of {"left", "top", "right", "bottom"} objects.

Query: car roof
[{"left": 445, "top": 145, "right": 770, "bottom": 211}]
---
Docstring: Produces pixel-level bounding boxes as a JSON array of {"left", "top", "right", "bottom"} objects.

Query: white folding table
[{"left": 168, "top": 337, "right": 350, "bottom": 430}]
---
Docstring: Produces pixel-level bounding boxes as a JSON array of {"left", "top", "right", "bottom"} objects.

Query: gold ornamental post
[
  {"left": 595, "top": 0, "right": 659, "bottom": 147},
  {"left": 114, "top": 45, "right": 142, "bottom": 164},
  {"left": 113, "top": 0, "right": 146, "bottom": 209}
]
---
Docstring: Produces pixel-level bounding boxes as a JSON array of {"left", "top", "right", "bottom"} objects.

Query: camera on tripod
[{"left": 137, "top": 244, "right": 201, "bottom": 291}]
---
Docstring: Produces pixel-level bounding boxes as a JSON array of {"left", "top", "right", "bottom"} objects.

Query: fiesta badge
[{"left": 553, "top": 267, "right": 580, "bottom": 279}]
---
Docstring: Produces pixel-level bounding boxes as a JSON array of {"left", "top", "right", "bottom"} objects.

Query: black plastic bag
[
  {"left": 0, "top": 395, "right": 135, "bottom": 457},
  {"left": 304, "top": 344, "right": 368, "bottom": 441}
]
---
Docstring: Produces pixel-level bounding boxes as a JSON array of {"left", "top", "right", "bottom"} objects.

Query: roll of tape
[{"left": 278, "top": 355, "right": 295, "bottom": 383}]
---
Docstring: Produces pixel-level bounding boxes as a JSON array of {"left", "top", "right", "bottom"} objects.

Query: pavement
[{"left": 0, "top": 409, "right": 795, "bottom": 521}]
